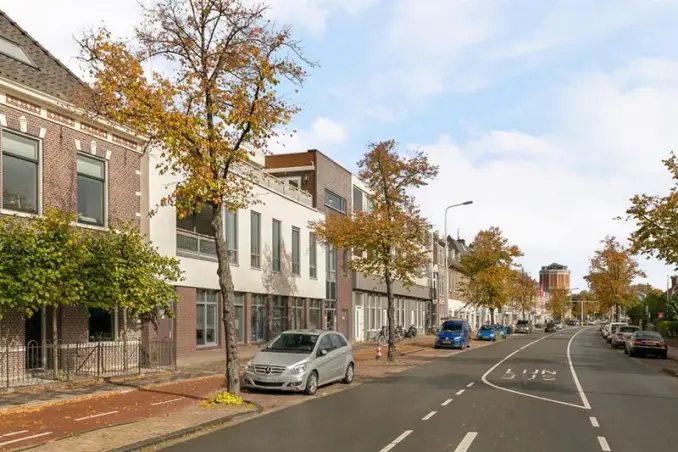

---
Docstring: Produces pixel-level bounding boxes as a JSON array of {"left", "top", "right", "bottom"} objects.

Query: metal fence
[{"left": 0, "top": 339, "right": 175, "bottom": 389}]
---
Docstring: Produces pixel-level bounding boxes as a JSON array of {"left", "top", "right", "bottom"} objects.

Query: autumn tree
[
  {"left": 77, "top": 0, "right": 311, "bottom": 394},
  {"left": 584, "top": 236, "right": 645, "bottom": 321},
  {"left": 311, "top": 140, "right": 437, "bottom": 361},
  {"left": 546, "top": 288, "right": 568, "bottom": 320},
  {"left": 508, "top": 269, "right": 537, "bottom": 319},
  {"left": 569, "top": 290, "right": 598, "bottom": 319},
  {"left": 457, "top": 227, "right": 523, "bottom": 324}
]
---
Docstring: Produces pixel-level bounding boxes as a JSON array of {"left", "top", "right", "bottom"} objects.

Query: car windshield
[
  {"left": 441, "top": 322, "right": 462, "bottom": 332},
  {"left": 619, "top": 326, "right": 639, "bottom": 333},
  {"left": 636, "top": 332, "right": 663, "bottom": 341},
  {"left": 480, "top": 325, "right": 494, "bottom": 331},
  {"left": 517, "top": 320, "right": 529, "bottom": 325},
  {"left": 264, "top": 333, "right": 318, "bottom": 353}
]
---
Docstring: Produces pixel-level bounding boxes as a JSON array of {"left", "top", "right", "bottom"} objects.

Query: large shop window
[
  {"left": 76, "top": 154, "right": 106, "bottom": 226},
  {"left": 292, "top": 297, "right": 305, "bottom": 329},
  {"left": 197, "top": 290, "right": 219, "bottom": 346},
  {"left": 309, "top": 299, "right": 321, "bottom": 330},
  {"left": 325, "top": 300, "right": 337, "bottom": 331},
  {"left": 1, "top": 130, "right": 39, "bottom": 214},
  {"left": 250, "top": 295, "right": 266, "bottom": 342},
  {"left": 272, "top": 295, "right": 287, "bottom": 336},
  {"left": 176, "top": 205, "right": 217, "bottom": 259},
  {"left": 234, "top": 292, "right": 244, "bottom": 343},
  {"left": 225, "top": 210, "right": 238, "bottom": 264}
]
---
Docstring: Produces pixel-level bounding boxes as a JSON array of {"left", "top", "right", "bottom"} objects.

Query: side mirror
[{"left": 318, "top": 349, "right": 328, "bottom": 357}]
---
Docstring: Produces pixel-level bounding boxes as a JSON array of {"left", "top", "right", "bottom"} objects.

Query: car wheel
[
  {"left": 629, "top": 349, "right": 635, "bottom": 357},
  {"left": 624, "top": 347, "right": 628, "bottom": 354},
  {"left": 304, "top": 371, "right": 319, "bottom": 395},
  {"left": 434, "top": 345, "right": 440, "bottom": 349},
  {"left": 660, "top": 352, "right": 668, "bottom": 360},
  {"left": 342, "top": 363, "right": 354, "bottom": 384}
]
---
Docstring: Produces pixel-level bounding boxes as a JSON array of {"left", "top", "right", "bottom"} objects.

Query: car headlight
[
  {"left": 289, "top": 364, "right": 306, "bottom": 374},
  {"left": 245, "top": 360, "right": 254, "bottom": 371},
  {"left": 453, "top": 336, "right": 460, "bottom": 341}
]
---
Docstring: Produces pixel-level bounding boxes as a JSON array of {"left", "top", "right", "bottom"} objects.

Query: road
[{"left": 162, "top": 327, "right": 678, "bottom": 452}]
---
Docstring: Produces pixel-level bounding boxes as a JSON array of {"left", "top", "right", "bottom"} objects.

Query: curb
[
  {"left": 661, "top": 368, "right": 678, "bottom": 379},
  {"left": 106, "top": 399, "right": 264, "bottom": 452}
]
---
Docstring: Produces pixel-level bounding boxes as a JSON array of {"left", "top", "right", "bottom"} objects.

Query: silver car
[{"left": 243, "top": 330, "right": 355, "bottom": 396}]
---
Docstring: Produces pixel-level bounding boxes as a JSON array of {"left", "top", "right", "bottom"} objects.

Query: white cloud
[
  {"left": 310, "top": 117, "right": 347, "bottom": 143},
  {"left": 269, "top": 117, "right": 347, "bottom": 154},
  {"left": 265, "top": 0, "right": 380, "bottom": 35},
  {"left": 414, "top": 58, "right": 678, "bottom": 289}
]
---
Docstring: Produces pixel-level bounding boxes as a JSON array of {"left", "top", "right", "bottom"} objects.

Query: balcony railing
[
  {"left": 231, "top": 161, "right": 313, "bottom": 207},
  {"left": 176, "top": 229, "right": 217, "bottom": 260}
]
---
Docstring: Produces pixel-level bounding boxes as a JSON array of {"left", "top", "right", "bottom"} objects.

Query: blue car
[
  {"left": 476, "top": 325, "right": 497, "bottom": 341},
  {"left": 493, "top": 324, "right": 507, "bottom": 339},
  {"left": 435, "top": 320, "right": 471, "bottom": 349}
]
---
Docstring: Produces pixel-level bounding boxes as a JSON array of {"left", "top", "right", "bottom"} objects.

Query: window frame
[
  {"left": 324, "top": 189, "right": 346, "bottom": 213},
  {"left": 196, "top": 289, "right": 219, "bottom": 347},
  {"left": 1, "top": 129, "right": 41, "bottom": 216},
  {"left": 250, "top": 211, "right": 261, "bottom": 268},
  {"left": 309, "top": 232, "right": 317, "bottom": 279},
  {"left": 272, "top": 218, "right": 282, "bottom": 272},
  {"left": 76, "top": 153, "right": 107, "bottom": 227},
  {"left": 291, "top": 226, "right": 301, "bottom": 275}
]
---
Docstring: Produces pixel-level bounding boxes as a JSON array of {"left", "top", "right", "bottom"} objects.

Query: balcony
[
  {"left": 232, "top": 161, "right": 313, "bottom": 207},
  {"left": 176, "top": 229, "right": 218, "bottom": 261}
]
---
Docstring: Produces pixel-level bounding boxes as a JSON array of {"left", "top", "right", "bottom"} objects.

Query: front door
[{"left": 355, "top": 307, "right": 365, "bottom": 342}]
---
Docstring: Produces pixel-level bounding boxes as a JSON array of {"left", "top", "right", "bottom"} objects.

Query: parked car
[
  {"left": 515, "top": 319, "right": 534, "bottom": 334},
  {"left": 610, "top": 325, "right": 640, "bottom": 348},
  {"left": 545, "top": 323, "right": 557, "bottom": 333},
  {"left": 435, "top": 320, "right": 472, "bottom": 349},
  {"left": 476, "top": 325, "right": 498, "bottom": 341},
  {"left": 493, "top": 324, "right": 507, "bottom": 339},
  {"left": 243, "top": 330, "right": 354, "bottom": 396},
  {"left": 625, "top": 331, "right": 669, "bottom": 359},
  {"left": 555, "top": 321, "right": 564, "bottom": 330},
  {"left": 605, "top": 323, "right": 627, "bottom": 343}
]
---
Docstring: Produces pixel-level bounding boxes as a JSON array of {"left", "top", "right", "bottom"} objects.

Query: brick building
[
  {"left": 539, "top": 263, "right": 571, "bottom": 293},
  {"left": 0, "top": 11, "right": 144, "bottom": 352}
]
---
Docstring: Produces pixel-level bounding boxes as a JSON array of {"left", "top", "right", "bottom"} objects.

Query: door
[
  {"left": 355, "top": 307, "right": 365, "bottom": 342},
  {"left": 329, "top": 334, "right": 348, "bottom": 379},
  {"left": 315, "top": 335, "right": 335, "bottom": 384}
]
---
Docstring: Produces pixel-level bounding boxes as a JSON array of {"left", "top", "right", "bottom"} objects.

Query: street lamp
[{"left": 443, "top": 201, "right": 473, "bottom": 326}]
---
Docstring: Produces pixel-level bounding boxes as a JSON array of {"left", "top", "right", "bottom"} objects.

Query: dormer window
[{"left": 0, "top": 36, "right": 36, "bottom": 67}]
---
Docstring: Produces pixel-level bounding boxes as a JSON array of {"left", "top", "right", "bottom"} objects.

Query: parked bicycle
[{"left": 374, "top": 325, "right": 417, "bottom": 346}]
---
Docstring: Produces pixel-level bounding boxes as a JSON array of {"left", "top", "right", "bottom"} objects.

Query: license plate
[{"left": 442, "top": 340, "right": 451, "bottom": 344}]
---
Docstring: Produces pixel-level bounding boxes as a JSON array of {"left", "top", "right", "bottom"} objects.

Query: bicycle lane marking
[{"left": 481, "top": 329, "right": 591, "bottom": 410}]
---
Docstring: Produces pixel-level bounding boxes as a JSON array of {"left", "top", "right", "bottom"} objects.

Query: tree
[
  {"left": 77, "top": 0, "right": 311, "bottom": 394},
  {"left": 546, "top": 288, "right": 568, "bottom": 320},
  {"left": 0, "top": 210, "right": 87, "bottom": 373},
  {"left": 508, "top": 269, "right": 537, "bottom": 319},
  {"left": 457, "top": 227, "right": 523, "bottom": 324},
  {"left": 623, "top": 152, "right": 678, "bottom": 269},
  {"left": 311, "top": 140, "right": 438, "bottom": 361},
  {"left": 584, "top": 236, "right": 645, "bottom": 321}
]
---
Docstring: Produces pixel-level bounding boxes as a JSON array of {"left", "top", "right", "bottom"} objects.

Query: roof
[
  {"left": 0, "top": 9, "right": 84, "bottom": 102},
  {"left": 541, "top": 263, "right": 569, "bottom": 271}
]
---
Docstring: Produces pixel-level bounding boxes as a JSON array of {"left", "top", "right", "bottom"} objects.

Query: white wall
[{"left": 148, "top": 152, "right": 327, "bottom": 299}]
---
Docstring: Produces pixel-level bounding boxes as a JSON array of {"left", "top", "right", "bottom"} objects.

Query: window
[
  {"left": 309, "top": 232, "right": 317, "bottom": 278},
  {"left": 0, "top": 36, "right": 36, "bottom": 67},
  {"left": 342, "top": 249, "right": 348, "bottom": 276},
  {"left": 272, "top": 219, "right": 281, "bottom": 272},
  {"left": 292, "top": 226, "right": 300, "bottom": 275},
  {"left": 88, "top": 308, "right": 113, "bottom": 341},
  {"left": 77, "top": 154, "right": 106, "bottom": 226},
  {"left": 251, "top": 295, "right": 266, "bottom": 342},
  {"left": 326, "top": 244, "right": 337, "bottom": 301},
  {"left": 325, "top": 300, "right": 337, "bottom": 330},
  {"left": 272, "top": 295, "right": 287, "bottom": 336},
  {"left": 330, "top": 333, "right": 347, "bottom": 349},
  {"left": 176, "top": 205, "right": 217, "bottom": 258},
  {"left": 225, "top": 210, "right": 238, "bottom": 264},
  {"left": 292, "top": 297, "right": 305, "bottom": 329},
  {"left": 353, "top": 186, "right": 363, "bottom": 212},
  {"left": 365, "top": 197, "right": 373, "bottom": 212},
  {"left": 1, "top": 130, "right": 39, "bottom": 214},
  {"left": 250, "top": 211, "right": 261, "bottom": 268},
  {"left": 197, "top": 290, "right": 219, "bottom": 346},
  {"left": 309, "top": 299, "right": 321, "bottom": 330},
  {"left": 234, "top": 292, "right": 244, "bottom": 343},
  {"left": 324, "top": 189, "right": 346, "bottom": 213}
]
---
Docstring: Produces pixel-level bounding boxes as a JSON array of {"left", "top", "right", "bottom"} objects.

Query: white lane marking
[
  {"left": 422, "top": 411, "right": 437, "bottom": 420},
  {"left": 150, "top": 397, "right": 183, "bottom": 406},
  {"left": 455, "top": 389, "right": 465, "bottom": 395},
  {"left": 453, "top": 432, "right": 478, "bottom": 452},
  {"left": 567, "top": 328, "right": 592, "bottom": 409},
  {"left": 598, "top": 436, "right": 611, "bottom": 451},
  {"left": 1, "top": 430, "right": 28, "bottom": 437},
  {"left": 0, "top": 432, "right": 52, "bottom": 447},
  {"left": 481, "top": 330, "right": 590, "bottom": 410},
  {"left": 466, "top": 382, "right": 474, "bottom": 387},
  {"left": 441, "top": 398, "right": 453, "bottom": 406},
  {"left": 74, "top": 410, "right": 119, "bottom": 421},
  {"left": 379, "top": 430, "right": 413, "bottom": 452},
  {"left": 590, "top": 416, "right": 599, "bottom": 427}
]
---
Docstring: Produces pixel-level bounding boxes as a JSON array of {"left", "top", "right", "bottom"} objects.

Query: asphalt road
[{"left": 162, "top": 327, "right": 678, "bottom": 452}]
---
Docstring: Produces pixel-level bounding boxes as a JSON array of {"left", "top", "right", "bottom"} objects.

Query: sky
[{"left": 3, "top": 0, "right": 678, "bottom": 290}]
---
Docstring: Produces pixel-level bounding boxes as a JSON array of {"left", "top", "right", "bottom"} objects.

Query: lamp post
[{"left": 443, "top": 201, "right": 473, "bottom": 327}]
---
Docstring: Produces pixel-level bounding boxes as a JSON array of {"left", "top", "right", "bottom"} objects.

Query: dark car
[
  {"left": 545, "top": 323, "right": 557, "bottom": 333},
  {"left": 515, "top": 319, "right": 533, "bottom": 334},
  {"left": 625, "top": 331, "right": 668, "bottom": 359}
]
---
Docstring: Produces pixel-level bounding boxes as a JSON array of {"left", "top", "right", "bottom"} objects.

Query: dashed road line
[
  {"left": 441, "top": 398, "right": 453, "bottom": 406},
  {"left": 598, "top": 436, "right": 611, "bottom": 451},
  {"left": 0, "top": 432, "right": 52, "bottom": 447},
  {"left": 378, "top": 430, "right": 412, "bottom": 452},
  {"left": 455, "top": 389, "right": 465, "bottom": 395},
  {"left": 466, "top": 382, "right": 474, "bottom": 388},
  {"left": 422, "top": 411, "right": 437, "bottom": 420},
  {"left": 590, "top": 416, "right": 599, "bottom": 427},
  {"left": 453, "top": 432, "right": 478, "bottom": 452},
  {"left": 74, "top": 410, "right": 119, "bottom": 422},
  {"left": 0, "top": 430, "right": 28, "bottom": 438},
  {"left": 150, "top": 397, "right": 184, "bottom": 406}
]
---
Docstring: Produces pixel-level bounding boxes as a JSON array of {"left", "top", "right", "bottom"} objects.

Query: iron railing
[{"left": 0, "top": 339, "right": 174, "bottom": 389}]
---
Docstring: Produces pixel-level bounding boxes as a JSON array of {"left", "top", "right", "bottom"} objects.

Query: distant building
[{"left": 539, "top": 263, "right": 571, "bottom": 293}]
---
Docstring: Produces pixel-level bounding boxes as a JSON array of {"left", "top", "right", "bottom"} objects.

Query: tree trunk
[
  {"left": 384, "top": 270, "right": 396, "bottom": 362},
  {"left": 211, "top": 203, "right": 240, "bottom": 395},
  {"left": 51, "top": 306, "right": 58, "bottom": 378},
  {"left": 490, "top": 307, "right": 495, "bottom": 324}
]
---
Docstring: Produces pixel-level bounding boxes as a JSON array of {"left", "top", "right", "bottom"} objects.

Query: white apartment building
[{"left": 144, "top": 150, "right": 327, "bottom": 360}]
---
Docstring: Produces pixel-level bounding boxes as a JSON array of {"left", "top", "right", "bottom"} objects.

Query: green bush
[{"left": 656, "top": 320, "right": 678, "bottom": 338}]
